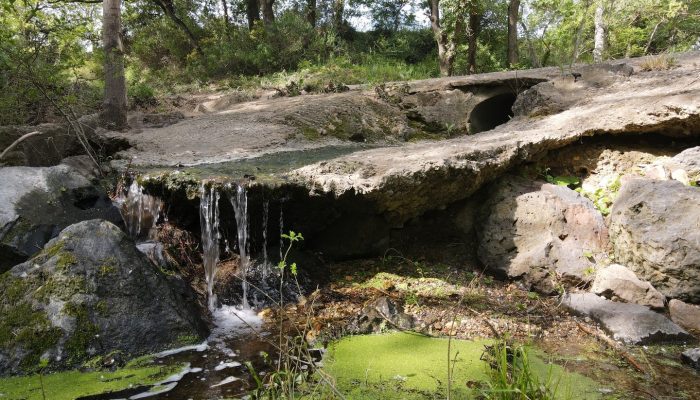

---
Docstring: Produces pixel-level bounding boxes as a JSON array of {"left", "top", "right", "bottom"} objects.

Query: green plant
[{"left": 480, "top": 341, "right": 564, "bottom": 400}]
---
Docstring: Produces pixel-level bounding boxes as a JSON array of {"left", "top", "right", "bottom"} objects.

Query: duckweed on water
[
  {"left": 0, "top": 361, "right": 184, "bottom": 400},
  {"left": 324, "top": 332, "right": 603, "bottom": 400}
]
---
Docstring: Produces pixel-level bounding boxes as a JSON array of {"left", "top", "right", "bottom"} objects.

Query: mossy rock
[{"left": 0, "top": 219, "right": 209, "bottom": 376}]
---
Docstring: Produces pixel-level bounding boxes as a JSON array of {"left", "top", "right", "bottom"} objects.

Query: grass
[
  {"left": 323, "top": 333, "right": 603, "bottom": 400},
  {"left": 639, "top": 54, "right": 676, "bottom": 71},
  {"left": 0, "top": 361, "right": 184, "bottom": 400}
]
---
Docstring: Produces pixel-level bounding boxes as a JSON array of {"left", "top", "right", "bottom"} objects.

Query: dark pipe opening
[{"left": 468, "top": 92, "right": 517, "bottom": 134}]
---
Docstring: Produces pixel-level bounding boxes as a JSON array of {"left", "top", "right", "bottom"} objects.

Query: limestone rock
[
  {"left": 0, "top": 220, "right": 208, "bottom": 375},
  {"left": 609, "top": 178, "right": 700, "bottom": 303},
  {"left": 669, "top": 299, "right": 700, "bottom": 332},
  {"left": 0, "top": 164, "right": 121, "bottom": 272},
  {"left": 591, "top": 264, "right": 666, "bottom": 310},
  {"left": 665, "top": 146, "right": 700, "bottom": 183},
  {"left": 562, "top": 293, "right": 691, "bottom": 344},
  {"left": 681, "top": 348, "right": 700, "bottom": 370},
  {"left": 350, "top": 297, "right": 414, "bottom": 334},
  {"left": 477, "top": 176, "right": 608, "bottom": 293}
]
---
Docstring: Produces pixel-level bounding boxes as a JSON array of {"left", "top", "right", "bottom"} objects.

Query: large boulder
[
  {"left": 609, "top": 178, "right": 700, "bottom": 303},
  {"left": 591, "top": 264, "right": 666, "bottom": 310},
  {"left": 562, "top": 293, "right": 691, "bottom": 344},
  {"left": 477, "top": 176, "right": 609, "bottom": 293},
  {"left": 669, "top": 299, "right": 700, "bottom": 333},
  {"left": 0, "top": 220, "right": 208, "bottom": 375},
  {"left": 0, "top": 163, "right": 121, "bottom": 272}
]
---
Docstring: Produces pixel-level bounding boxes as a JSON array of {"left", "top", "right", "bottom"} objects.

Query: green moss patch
[
  {"left": 0, "top": 360, "right": 184, "bottom": 400},
  {"left": 0, "top": 273, "right": 63, "bottom": 372},
  {"left": 324, "top": 333, "right": 602, "bottom": 400}
]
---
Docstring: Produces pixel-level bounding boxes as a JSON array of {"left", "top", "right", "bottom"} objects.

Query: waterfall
[
  {"left": 199, "top": 184, "right": 220, "bottom": 311},
  {"left": 117, "top": 181, "right": 163, "bottom": 240},
  {"left": 262, "top": 200, "right": 270, "bottom": 278},
  {"left": 229, "top": 184, "right": 251, "bottom": 310}
]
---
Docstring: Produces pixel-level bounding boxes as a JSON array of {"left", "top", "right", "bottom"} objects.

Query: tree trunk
[
  {"left": 570, "top": 0, "right": 590, "bottom": 66},
  {"left": 102, "top": 0, "right": 127, "bottom": 130},
  {"left": 333, "top": 0, "right": 345, "bottom": 31},
  {"left": 593, "top": 1, "right": 606, "bottom": 63},
  {"left": 467, "top": 5, "right": 480, "bottom": 74},
  {"left": 507, "top": 0, "right": 520, "bottom": 68},
  {"left": 306, "top": 0, "right": 316, "bottom": 28},
  {"left": 246, "top": 0, "right": 260, "bottom": 30},
  {"left": 260, "top": 0, "right": 275, "bottom": 25},
  {"left": 428, "top": 0, "right": 451, "bottom": 76},
  {"left": 220, "top": 0, "right": 230, "bottom": 26}
]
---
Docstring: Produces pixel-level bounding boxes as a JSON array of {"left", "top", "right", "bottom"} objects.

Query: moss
[
  {"left": 95, "top": 300, "right": 109, "bottom": 316},
  {"left": 176, "top": 334, "right": 201, "bottom": 346},
  {"left": 0, "top": 360, "right": 184, "bottom": 400},
  {"left": 0, "top": 274, "right": 63, "bottom": 372},
  {"left": 62, "top": 302, "right": 100, "bottom": 365},
  {"left": 35, "top": 274, "right": 86, "bottom": 303},
  {"left": 39, "top": 240, "right": 65, "bottom": 260},
  {"left": 56, "top": 252, "right": 77, "bottom": 270}
]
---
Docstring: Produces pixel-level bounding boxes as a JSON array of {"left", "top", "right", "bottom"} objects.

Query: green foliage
[{"left": 480, "top": 342, "right": 564, "bottom": 400}]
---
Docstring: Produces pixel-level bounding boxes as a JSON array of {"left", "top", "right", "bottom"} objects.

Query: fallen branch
[
  {"left": 576, "top": 322, "right": 646, "bottom": 374},
  {"left": 0, "top": 130, "right": 43, "bottom": 163}
]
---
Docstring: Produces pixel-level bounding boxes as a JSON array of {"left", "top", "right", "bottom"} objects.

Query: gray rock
[
  {"left": 562, "top": 293, "right": 691, "bottom": 344},
  {"left": 0, "top": 220, "right": 208, "bottom": 375},
  {"left": 666, "top": 146, "right": 700, "bottom": 182},
  {"left": 477, "top": 176, "right": 608, "bottom": 293},
  {"left": 591, "top": 264, "right": 666, "bottom": 310},
  {"left": 681, "top": 348, "right": 700, "bottom": 370},
  {"left": 0, "top": 164, "right": 121, "bottom": 272},
  {"left": 350, "top": 297, "right": 414, "bottom": 334},
  {"left": 669, "top": 299, "right": 700, "bottom": 332},
  {"left": 609, "top": 178, "right": 700, "bottom": 303}
]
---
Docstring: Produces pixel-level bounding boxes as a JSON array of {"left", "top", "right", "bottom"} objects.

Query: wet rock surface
[
  {"left": 591, "top": 264, "right": 666, "bottom": 310},
  {"left": 0, "top": 219, "right": 208, "bottom": 375},
  {"left": 562, "top": 292, "right": 691, "bottom": 344},
  {"left": 609, "top": 178, "right": 700, "bottom": 303},
  {"left": 669, "top": 299, "right": 700, "bottom": 333},
  {"left": 477, "top": 175, "right": 608, "bottom": 293},
  {"left": 0, "top": 163, "right": 121, "bottom": 272}
]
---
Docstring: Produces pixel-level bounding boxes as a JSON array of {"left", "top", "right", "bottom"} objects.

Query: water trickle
[
  {"left": 229, "top": 184, "right": 251, "bottom": 310},
  {"left": 262, "top": 200, "right": 270, "bottom": 278},
  {"left": 199, "top": 184, "right": 220, "bottom": 311},
  {"left": 116, "top": 181, "right": 163, "bottom": 240}
]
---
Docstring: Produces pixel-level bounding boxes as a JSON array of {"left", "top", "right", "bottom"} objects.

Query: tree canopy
[{"left": 1, "top": 0, "right": 698, "bottom": 125}]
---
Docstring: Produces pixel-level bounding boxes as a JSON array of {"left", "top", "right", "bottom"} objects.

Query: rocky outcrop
[
  {"left": 562, "top": 293, "right": 691, "bottom": 344},
  {"left": 477, "top": 176, "right": 608, "bottom": 293},
  {"left": 609, "top": 178, "right": 700, "bottom": 303},
  {"left": 0, "top": 220, "right": 208, "bottom": 375},
  {"left": 669, "top": 299, "right": 700, "bottom": 332},
  {"left": 591, "top": 264, "right": 666, "bottom": 310},
  {"left": 0, "top": 163, "right": 121, "bottom": 272}
]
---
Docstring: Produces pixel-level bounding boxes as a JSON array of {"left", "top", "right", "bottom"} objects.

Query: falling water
[
  {"left": 229, "top": 184, "right": 251, "bottom": 310},
  {"left": 279, "top": 205, "right": 284, "bottom": 260},
  {"left": 262, "top": 200, "right": 270, "bottom": 278},
  {"left": 117, "top": 181, "right": 163, "bottom": 240},
  {"left": 199, "top": 184, "right": 220, "bottom": 311}
]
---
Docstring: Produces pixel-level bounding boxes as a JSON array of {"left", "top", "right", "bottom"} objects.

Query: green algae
[
  {"left": 0, "top": 361, "right": 184, "bottom": 400},
  {"left": 324, "top": 332, "right": 603, "bottom": 400}
]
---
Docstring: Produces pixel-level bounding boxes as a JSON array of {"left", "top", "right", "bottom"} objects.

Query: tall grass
[{"left": 479, "top": 342, "right": 565, "bottom": 400}]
